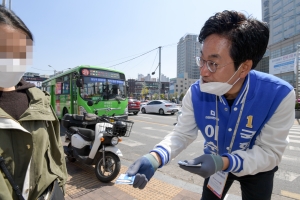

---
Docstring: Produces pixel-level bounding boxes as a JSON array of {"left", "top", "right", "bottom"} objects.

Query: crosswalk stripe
[
  {"left": 289, "top": 131, "right": 300, "bottom": 135},
  {"left": 142, "top": 126, "right": 172, "bottom": 134},
  {"left": 275, "top": 169, "right": 300, "bottom": 182},
  {"left": 286, "top": 145, "right": 300, "bottom": 151},
  {"left": 281, "top": 190, "right": 300, "bottom": 200},
  {"left": 289, "top": 139, "right": 300, "bottom": 144},
  {"left": 120, "top": 139, "right": 145, "bottom": 147},
  {"left": 289, "top": 135, "right": 300, "bottom": 139},
  {"left": 282, "top": 155, "right": 300, "bottom": 164},
  {"left": 131, "top": 131, "right": 163, "bottom": 140}
]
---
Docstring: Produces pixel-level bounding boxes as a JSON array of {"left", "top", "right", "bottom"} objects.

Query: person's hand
[
  {"left": 179, "top": 154, "right": 223, "bottom": 178},
  {"left": 126, "top": 154, "right": 159, "bottom": 189}
]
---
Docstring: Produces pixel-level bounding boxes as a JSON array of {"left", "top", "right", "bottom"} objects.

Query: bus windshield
[{"left": 80, "top": 77, "right": 125, "bottom": 101}]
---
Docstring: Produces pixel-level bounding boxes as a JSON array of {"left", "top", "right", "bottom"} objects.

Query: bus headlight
[
  {"left": 111, "top": 137, "right": 119, "bottom": 145},
  {"left": 79, "top": 106, "right": 87, "bottom": 115}
]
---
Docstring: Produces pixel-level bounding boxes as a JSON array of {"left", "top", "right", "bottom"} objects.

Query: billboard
[
  {"left": 23, "top": 76, "right": 48, "bottom": 88},
  {"left": 269, "top": 52, "right": 299, "bottom": 75}
]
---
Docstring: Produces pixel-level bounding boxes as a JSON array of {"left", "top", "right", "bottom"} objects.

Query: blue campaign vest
[{"left": 191, "top": 70, "right": 293, "bottom": 155}]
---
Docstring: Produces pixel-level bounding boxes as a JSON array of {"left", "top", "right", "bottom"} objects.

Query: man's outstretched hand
[
  {"left": 179, "top": 154, "right": 224, "bottom": 178},
  {"left": 126, "top": 154, "right": 159, "bottom": 189}
]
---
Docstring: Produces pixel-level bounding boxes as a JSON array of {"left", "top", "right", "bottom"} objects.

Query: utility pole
[
  {"left": 158, "top": 46, "right": 161, "bottom": 98},
  {"left": 2, "top": 0, "right": 5, "bottom": 6},
  {"left": 9, "top": 0, "right": 11, "bottom": 10},
  {"left": 296, "top": 45, "right": 300, "bottom": 100}
]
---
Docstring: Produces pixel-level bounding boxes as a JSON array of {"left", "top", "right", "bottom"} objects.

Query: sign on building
[
  {"left": 269, "top": 52, "right": 298, "bottom": 75},
  {"left": 23, "top": 76, "right": 48, "bottom": 89}
]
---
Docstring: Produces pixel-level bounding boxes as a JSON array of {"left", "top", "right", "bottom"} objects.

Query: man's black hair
[
  {"left": 198, "top": 10, "right": 269, "bottom": 70},
  {"left": 0, "top": 5, "right": 33, "bottom": 41}
]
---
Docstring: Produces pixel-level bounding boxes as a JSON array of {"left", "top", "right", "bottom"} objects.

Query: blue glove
[
  {"left": 126, "top": 154, "right": 159, "bottom": 189},
  {"left": 179, "top": 154, "right": 223, "bottom": 179}
]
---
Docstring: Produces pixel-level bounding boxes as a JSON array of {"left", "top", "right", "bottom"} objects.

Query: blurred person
[
  {"left": 0, "top": 5, "right": 67, "bottom": 200},
  {"left": 126, "top": 10, "right": 295, "bottom": 200}
]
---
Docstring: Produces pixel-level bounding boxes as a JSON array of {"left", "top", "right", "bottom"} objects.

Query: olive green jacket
[{"left": 0, "top": 87, "right": 68, "bottom": 200}]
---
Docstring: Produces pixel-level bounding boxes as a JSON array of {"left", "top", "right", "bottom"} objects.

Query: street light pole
[
  {"left": 158, "top": 46, "right": 161, "bottom": 98},
  {"left": 48, "top": 65, "right": 56, "bottom": 75},
  {"left": 2, "top": 0, "right": 5, "bottom": 6}
]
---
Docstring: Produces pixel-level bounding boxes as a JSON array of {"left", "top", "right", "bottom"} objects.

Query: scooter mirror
[{"left": 87, "top": 100, "right": 93, "bottom": 106}]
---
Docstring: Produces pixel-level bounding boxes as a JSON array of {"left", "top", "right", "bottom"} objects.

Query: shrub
[{"left": 296, "top": 101, "right": 300, "bottom": 110}]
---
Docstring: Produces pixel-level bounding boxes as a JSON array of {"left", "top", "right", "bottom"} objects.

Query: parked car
[
  {"left": 141, "top": 100, "right": 178, "bottom": 115},
  {"left": 128, "top": 98, "right": 140, "bottom": 115},
  {"left": 140, "top": 100, "right": 149, "bottom": 106}
]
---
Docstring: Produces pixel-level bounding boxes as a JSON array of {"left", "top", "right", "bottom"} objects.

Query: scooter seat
[
  {"left": 72, "top": 114, "right": 85, "bottom": 121},
  {"left": 69, "top": 126, "right": 95, "bottom": 141}
]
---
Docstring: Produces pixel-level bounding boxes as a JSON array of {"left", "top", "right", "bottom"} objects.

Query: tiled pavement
[{"left": 64, "top": 161, "right": 201, "bottom": 200}]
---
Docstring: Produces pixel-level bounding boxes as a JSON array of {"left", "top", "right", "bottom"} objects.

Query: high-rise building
[
  {"left": 259, "top": 0, "right": 300, "bottom": 90},
  {"left": 263, "top": 0, "right": 300, "bottom": 45},
  {"left": 177, "top": 34, "right": 201, "bottom": 79},
  {"left": 160, "top": 74, "right": 169, "bottom": 82},
  {"left": 144, "top": 74, "right": 151, "bottom": 81},
  {"left": 138, "top": 74, "right": 144, "bottom": 81}
]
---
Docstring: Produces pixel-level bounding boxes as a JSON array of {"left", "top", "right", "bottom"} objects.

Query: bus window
[
  {"left": 81, "top": 78, "right": 106, "bottom": 100},
  {"left": 107, "top": 79, "right": 125, "bottom": 99}
]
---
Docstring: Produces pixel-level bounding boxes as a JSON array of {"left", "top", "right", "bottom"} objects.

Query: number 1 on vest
[{"left": 246, "top": 115, "right": 253, "bottom": 128}]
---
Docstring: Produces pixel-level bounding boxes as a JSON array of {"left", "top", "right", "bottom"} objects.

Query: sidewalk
[{"left": 64, "top": 160, "right": 202, "bottom": 200}]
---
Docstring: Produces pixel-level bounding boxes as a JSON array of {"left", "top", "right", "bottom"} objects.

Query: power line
[
  {"left": 161, "top": 43, "right": 177, "bottom": 48},
  {"left": 149, "top": 49, "right": 158, "bottom": 74},
  {"left": 121, "top": 50, "right": 155, "bottom": 71},
  {"left": 30, "top": 67, "right": 53, "bottom": 71},
  {"left": 107, "top": 47, "right": 158, "bottom": 68}
]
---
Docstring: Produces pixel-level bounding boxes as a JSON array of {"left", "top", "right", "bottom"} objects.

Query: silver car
[{"left": 141, "top": 100, "right": 178, "bottom": 115}]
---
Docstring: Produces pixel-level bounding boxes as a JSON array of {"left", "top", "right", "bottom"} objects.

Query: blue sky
[{"left": 12, "top": 0, "right": 262, "bottom": 79}]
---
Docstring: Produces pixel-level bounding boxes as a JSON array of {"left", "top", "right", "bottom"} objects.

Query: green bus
[{"left": 42, "top": 65, "right": 129, "bottom": 120}]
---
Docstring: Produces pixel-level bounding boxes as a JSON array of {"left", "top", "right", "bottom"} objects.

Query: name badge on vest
[{"left": 207, "top": 171, "right": 228, "bottom": 199}]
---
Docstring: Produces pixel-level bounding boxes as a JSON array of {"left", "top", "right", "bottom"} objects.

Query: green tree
[
  {"left": 152, "top": 93, "right": 158, "bottom": 100},
  {"left": 160, "top": 94, "right": 165, "bottom": 100},
  {"left": 179, "top": 93, "right": 185, "bottom": 101},
  {"left": 141, "top": 84, "right": 149, "bottom": 100},
  {"left": 174, "top": 92, "right": 178, "bottom": 99},
  {"left": 296, "top": 101, "right": 300, "bottom": 110}
]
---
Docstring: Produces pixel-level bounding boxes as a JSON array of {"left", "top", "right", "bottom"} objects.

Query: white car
[{"left": 141, "top": 100, "right": 178, "bottom": 115}]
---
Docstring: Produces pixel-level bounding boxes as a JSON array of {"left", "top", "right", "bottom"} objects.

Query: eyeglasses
[{"left": 196, "top": 57, "right": 234, "bottom": 73}]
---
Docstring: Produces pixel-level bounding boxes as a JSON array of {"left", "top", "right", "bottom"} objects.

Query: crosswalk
[
  {"left": 275, "top": 125, "right": 300, "bottom": 183},
  {"left": 121, "top": 124, "right": 300, "bottom": 199},
  {"left": 275, "top": 124, "right": 300, "bottom": 200}
]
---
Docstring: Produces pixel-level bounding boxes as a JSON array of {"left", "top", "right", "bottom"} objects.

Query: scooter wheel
[
  {"left": 67, "top": 156, "right": 76, "bottom": 162},
  {"left": 66, "top": 143, "right": 76, "bottom": 162},
  {"left": 95, "top": 152, "right": 121, "bottom": 183}
]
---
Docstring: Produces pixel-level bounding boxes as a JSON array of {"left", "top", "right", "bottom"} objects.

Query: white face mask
[
  {"left": 200, "top": 66, "right": 241, "bottom": 96},
  {"left": 0, "top": 58, "right": 28, "bottom": 88}
]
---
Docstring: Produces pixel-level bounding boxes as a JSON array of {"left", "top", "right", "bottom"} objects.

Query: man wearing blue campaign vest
[{"left": 126, "top": 10, "right": 295, "bottom": 200}]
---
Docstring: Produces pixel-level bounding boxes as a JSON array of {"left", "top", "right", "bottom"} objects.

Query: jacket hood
[{"left": 16, "top": 79, "right": 36, "bottom": 91}]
